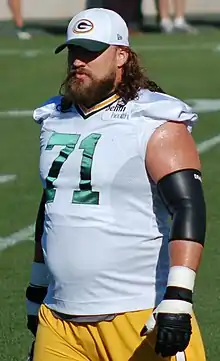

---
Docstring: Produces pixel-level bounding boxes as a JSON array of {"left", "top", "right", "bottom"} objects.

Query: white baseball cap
[{"left": 55, "top": 8, "right": 129, "bottom": 54}]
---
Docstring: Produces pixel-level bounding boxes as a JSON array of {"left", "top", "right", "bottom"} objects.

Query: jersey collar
[{"left": 75, "top": 93, "right": 120, "bottom": 119}]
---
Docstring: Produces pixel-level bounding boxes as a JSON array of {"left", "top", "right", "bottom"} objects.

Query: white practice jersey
[{"left": 33, "top": 89, "right": 198, "bottom": 315}]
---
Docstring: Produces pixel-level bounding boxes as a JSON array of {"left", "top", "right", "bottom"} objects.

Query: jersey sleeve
[
  {"left": 133, "top": 90, "right": 198, "bottom": 160},
  {"left": 33, "top": 96, "right": 62, "bottom": 124}
]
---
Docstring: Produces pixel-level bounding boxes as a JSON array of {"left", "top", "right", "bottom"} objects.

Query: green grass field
[{"left": 0, "top": 28, "right": 220, "bottom": 360}]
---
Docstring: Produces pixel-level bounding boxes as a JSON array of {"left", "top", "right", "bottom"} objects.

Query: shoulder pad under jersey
[
  {"left": 132, "top": 89, "right": 198, "bottom": 130},
  {"left": 33, "top": 96, "right": 62, "bottom": 124}
]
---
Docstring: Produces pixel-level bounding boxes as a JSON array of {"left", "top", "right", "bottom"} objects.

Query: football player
[{"left": 26, "top": 7, "right": 206, "bottom": 361}]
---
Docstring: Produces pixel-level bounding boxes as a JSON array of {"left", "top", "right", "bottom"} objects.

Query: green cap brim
[{"left": 55, "top": 39, "right": 109, "bottom": 54}]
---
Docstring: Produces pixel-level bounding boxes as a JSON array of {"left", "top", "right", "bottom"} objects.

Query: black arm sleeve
[{"left": 157, "top": 169, "right": 206, "bottom": 245}]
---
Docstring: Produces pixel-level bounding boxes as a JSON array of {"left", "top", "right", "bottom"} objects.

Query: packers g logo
[{"left": 73, "top": 19, "right": 94, "bottom": 33}]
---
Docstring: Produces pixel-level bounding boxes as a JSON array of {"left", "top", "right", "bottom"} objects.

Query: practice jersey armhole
[{"left": 136, "top": 118, "right": 167, "bottom": 162}]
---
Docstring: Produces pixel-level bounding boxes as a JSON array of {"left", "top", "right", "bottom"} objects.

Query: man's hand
[
  {"left": 140, "top": 266, "right": 195, "bottom": 357},
  {"left": 27, "top": 314, "right": 39, "bottom": 337},
  {"left": 27, "top": 341, "right": 35, "bottom": 361},
  {"left": 141, "top": 300, "right": 192, "bottom": 357}
]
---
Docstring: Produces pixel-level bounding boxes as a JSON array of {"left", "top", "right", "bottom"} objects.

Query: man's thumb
[{"left": 140, "top": 313, "right": 156, "bottom": 336}]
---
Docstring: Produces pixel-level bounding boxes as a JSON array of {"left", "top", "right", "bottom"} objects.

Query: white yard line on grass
[
  {"left": 0, "top": 134, "right": 220, "bottom": 252},
  {"left": 134, "top": 43, "right": 219, "bottom": 51},
  {"left": 0, "top": 110, "right": 33, "bottom": 117},
  {"left": 0, "top": 174, "right": 17, "bottom": 184},
  {"left": 0, "top": 49, "right": 44, "bottom": 57},
  {"left": 214, "top": 45, "right": 220, "bottom": 52},
  {"left": 0, "top": 224, "right": 35, "bottom": 252},
  {"left": 197, "top": 134, "right": 220, "bottom": 154},
  {"left": 0, "top": 43, "right": 219, "bottom": 58}
]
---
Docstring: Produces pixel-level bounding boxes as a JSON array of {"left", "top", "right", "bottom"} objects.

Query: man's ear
[{"left": 117, "top": 47, "right": 129, "bottom": 67}]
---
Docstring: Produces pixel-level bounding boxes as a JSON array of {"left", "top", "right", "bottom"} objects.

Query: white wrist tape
[
  {"left": 167, "top": 266, "right": 196, "bottom": 291},
  {"left": 30, "top": 262, "right": 50, "bottom": 287},
  {"left": 157, "top": 299, "right": 193, "bottom": 315}
]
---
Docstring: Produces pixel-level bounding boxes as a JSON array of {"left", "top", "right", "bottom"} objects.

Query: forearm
[
  {"left": 34, "top": 240, "right": 45, "bottom": 263},
  {"left": 34, "top": 190, "right": 46, "bottom": 263},
  {"left": 169, "top": 240, "right": 203, "bottom": 272},
  {"left": 29, "top": 189, "right": 49, "bottom": 287},
  {"left": 26, "top": 260, "right": 49, "bottom": 336},
  {"left": 166, "top": 240, "right": 203, "bottom": 300},
  {"left": 26, "top": 190, "right": 49, "bottom": 332}
]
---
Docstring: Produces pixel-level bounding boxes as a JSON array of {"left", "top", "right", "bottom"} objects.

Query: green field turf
[{"left": 0, "top": 29, "right": 220, "bottom": 360}]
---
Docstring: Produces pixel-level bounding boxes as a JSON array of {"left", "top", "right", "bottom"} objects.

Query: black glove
[
  {"left": 154, "top": 313, "right": 191, "bottom": 357},
  {"left": 27, "top": 315, "right": 39, "bottom": 337},
  {"left": 27, "top": 341, "right": 35, "bottom": 361},
  {"left": 140, "top": 296, "right": 192, "bottom": 357},
  {"left": 140, "top": 266, "right": 195, "bottom": 358}
]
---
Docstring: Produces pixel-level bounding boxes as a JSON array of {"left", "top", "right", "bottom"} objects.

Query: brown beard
[{"left": 63, "top": 69, "right": 116, "bottom": 107}]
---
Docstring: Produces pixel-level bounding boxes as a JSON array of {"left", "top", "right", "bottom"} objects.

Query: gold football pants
[{"left": 33, "top": 304, "right": 206, "bottom": 361}]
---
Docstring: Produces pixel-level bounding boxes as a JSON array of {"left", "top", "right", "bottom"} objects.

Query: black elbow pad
[{"left": 157, "top": 169, "right": 206, "bottom": 246}]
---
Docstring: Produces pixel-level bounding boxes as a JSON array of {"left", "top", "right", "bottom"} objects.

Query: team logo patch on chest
[{"left": 102, "top": 102, "right": 129, "bottom": 121}]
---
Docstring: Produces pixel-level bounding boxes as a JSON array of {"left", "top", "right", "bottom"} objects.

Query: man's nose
[{"left": 72, "top": 57, "right": 86, "bottom": 68}]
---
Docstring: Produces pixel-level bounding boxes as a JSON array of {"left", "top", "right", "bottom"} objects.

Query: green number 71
[{"left": 45, "top": 132, "right": 101, "bottom": 205}]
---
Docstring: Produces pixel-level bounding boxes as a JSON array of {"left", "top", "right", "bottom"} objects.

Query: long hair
[
  {"left": 59, "top": 47, "right": 165, "bottom": 112},
  {"left": 116, "top": 47, "right": 165, "bottom": 103}
]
